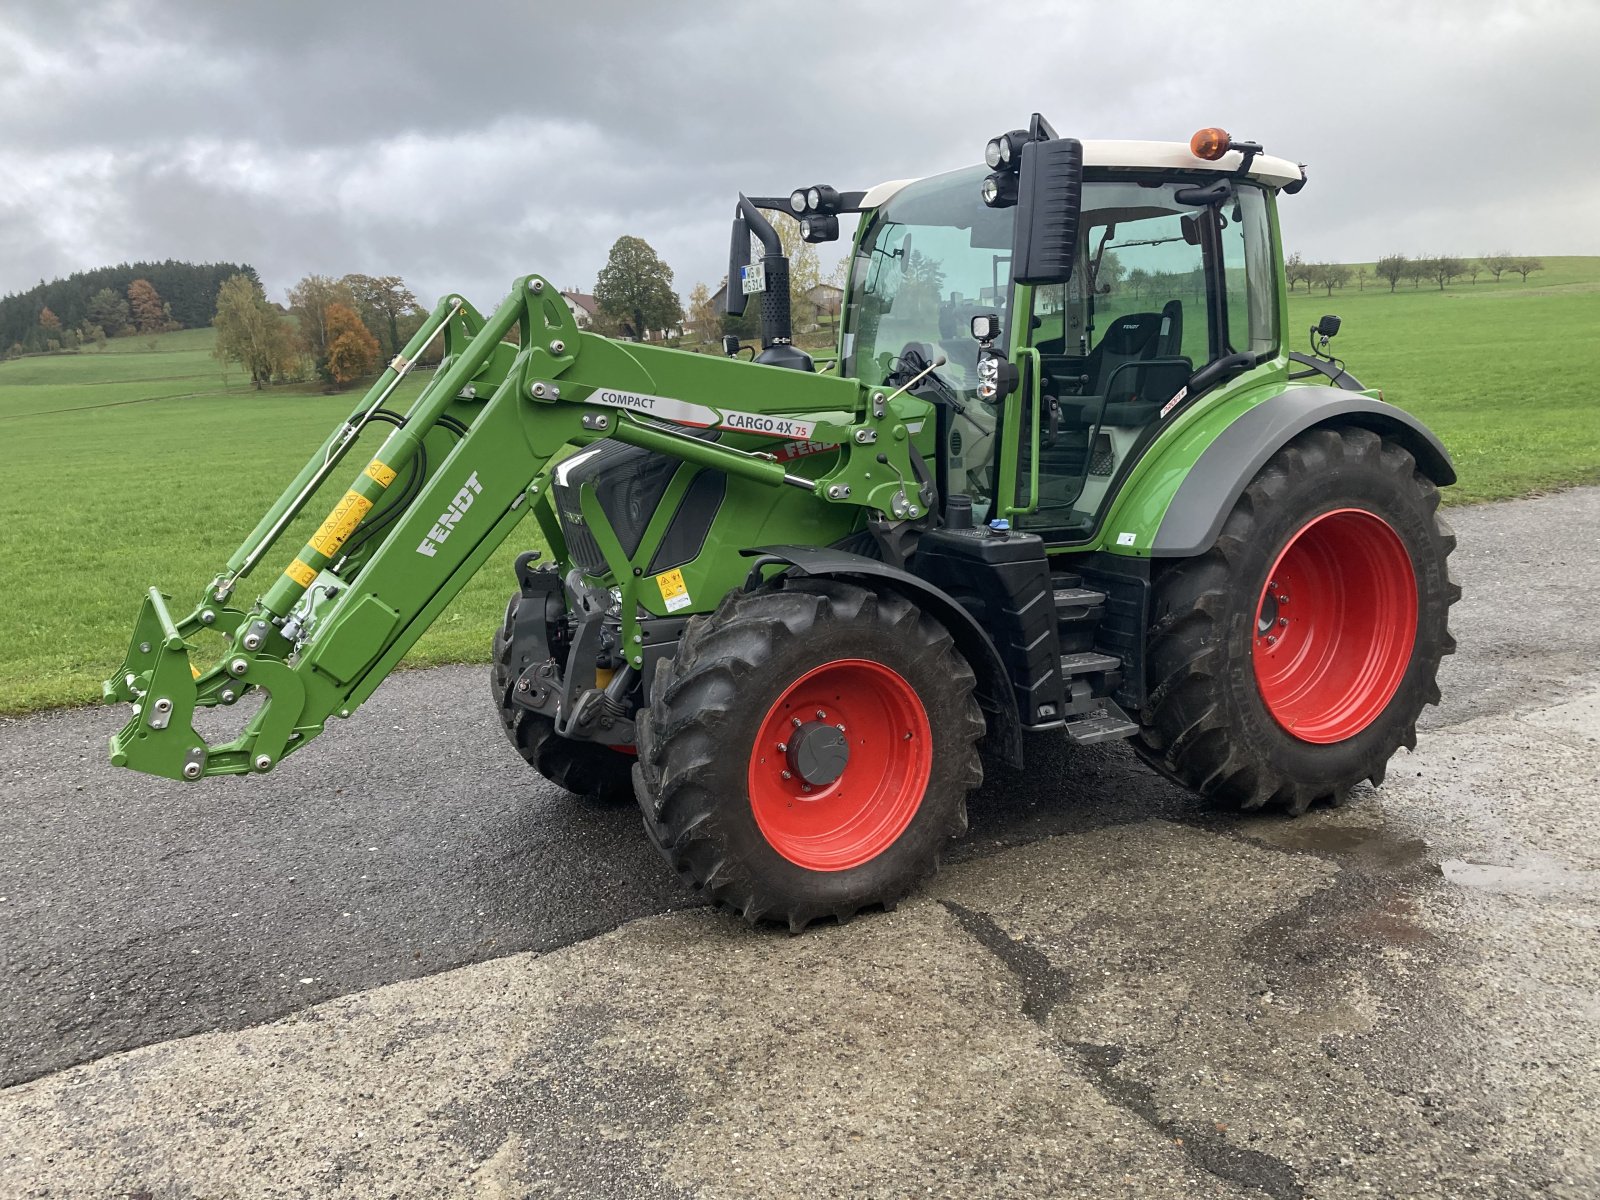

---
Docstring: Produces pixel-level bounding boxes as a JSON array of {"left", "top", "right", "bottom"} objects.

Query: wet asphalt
[{"left": 1, "top": 487, "right": 1598, "bottom": 1198}]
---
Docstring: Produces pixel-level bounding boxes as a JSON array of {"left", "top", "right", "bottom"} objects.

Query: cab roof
[{"left": 859, "top": 140, "right": 1303, "bottom": 208}]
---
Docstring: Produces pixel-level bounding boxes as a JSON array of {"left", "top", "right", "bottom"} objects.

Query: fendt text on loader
[{"left": 105, "top": 120, "right": 1459, "bottom": 930}]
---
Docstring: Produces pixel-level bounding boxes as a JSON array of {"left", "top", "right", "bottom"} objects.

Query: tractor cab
[{"left": 833, "top": 131, "right": 1303, "bottom": 541}]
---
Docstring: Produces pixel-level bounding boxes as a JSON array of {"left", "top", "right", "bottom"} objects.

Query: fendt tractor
[{"left": 105, "top": 120, "right": 1459, "bottom": 929}]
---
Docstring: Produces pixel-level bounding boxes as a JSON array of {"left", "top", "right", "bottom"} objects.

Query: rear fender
[
  {"left": 1149, "top": 390, "right": 1455, "bottom": 558},
  {"left": 742, "top": 545, "right": 1025, "bottom": 767}
]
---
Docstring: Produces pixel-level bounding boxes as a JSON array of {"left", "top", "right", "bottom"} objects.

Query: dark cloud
[{"left": 1, "top": 0, "right": 1596, "bottom": 307}]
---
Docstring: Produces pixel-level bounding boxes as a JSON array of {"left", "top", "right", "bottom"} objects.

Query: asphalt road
[{"left": 2, "top": 487, "right": 1598, "bottom": 1198}]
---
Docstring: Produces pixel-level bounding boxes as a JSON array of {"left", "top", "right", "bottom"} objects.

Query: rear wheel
[
  {"left": 634, "top": 578, "right": 984, "bottom": 930},
  {"left": 490, "top": 594, "right": 634, "bottom": 802},
  {"left": 1136, "top": 425, "right": 1459, "bottom": 813}
]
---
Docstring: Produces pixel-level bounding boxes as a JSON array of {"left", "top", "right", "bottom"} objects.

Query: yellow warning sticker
[
  {"left": 284, "top": 557, "right": 318, "bottom": 588},
  {"left": 309, "top": 490, "right": 374, "bottom": 558},
  {"left": 364, "top": 459, "right": 397, "bottom": 487},
  {"left": 656, "top": 567, "right": 691, "bottom": 613}
]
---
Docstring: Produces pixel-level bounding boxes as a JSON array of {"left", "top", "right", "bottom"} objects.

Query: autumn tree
[
  {"left": 212, "top": 273, "right": 300, "bottom": 389},
  {"left": 323, "top": 302, "right": 380, "bottom": 387},
  {"left": 127, "top": 278, "right": 170, "bottom": 334},
  {"left": 288, "top": 274, "right": 357, "bottom": 376},
  {"left": 1512, "top": 257, "right": 1543, "bottom": 282},
  {"left": 38, "top": 306, "right": 61, "bottom": 334},
  {"left": 342, "top": 273, "right": 419, "bottom": 359},
  {"left": 594, "top": 236, "right": 683, "bottom": 341},
  {"left": 686, "top": 281, "right": 718, "bottom": 343},
  {"left": 1375, "top": 254, "right": 1408, "bottom": 293}
]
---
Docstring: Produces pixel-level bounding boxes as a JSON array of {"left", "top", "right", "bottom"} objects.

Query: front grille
[{"left": 552, "top": 441, "right": 682, "bottom": 576}]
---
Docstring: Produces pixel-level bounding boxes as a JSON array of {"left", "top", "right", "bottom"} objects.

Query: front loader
[{"left": 105, "top": 119, "right": 1459, "bottom": 929}]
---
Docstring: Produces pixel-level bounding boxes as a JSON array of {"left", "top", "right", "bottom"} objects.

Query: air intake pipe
[{"left": 724, "top": 194, "right": 812, "bottom": 371}]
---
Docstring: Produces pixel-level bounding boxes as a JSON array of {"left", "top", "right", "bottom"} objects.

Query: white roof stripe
[{"left": 860, "top": 139, "right": 1303, "bottom": 207}]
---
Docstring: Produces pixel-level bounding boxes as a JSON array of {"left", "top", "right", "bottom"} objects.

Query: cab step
[
  {"left": 1063, "top": 698, "right": 1140, "bottom": 745},
  {"left": 1054, "top": 583, "right": 1108, "bottom": 654},
  {"left": 1059, "top": 650, "right": 1121, "bottom": 676}
]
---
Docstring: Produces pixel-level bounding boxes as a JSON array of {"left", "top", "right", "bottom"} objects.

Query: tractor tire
[
  {"left": 633, "top": 577, "right": 984, "bottom": 931},
  {"left": 490, "top": 595, "right": 634, "bottom": 802},
  {"left": 1136, "top": 424, "right": 1459, "bottom": 814}
]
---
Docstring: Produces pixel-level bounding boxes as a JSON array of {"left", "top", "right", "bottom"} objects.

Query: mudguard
[
  {"left": 1151, "top": 390, "right": 1455, "bottom": 558},
  {"left": 742, "top": 545, "right": 1025, "bottom": 767}
]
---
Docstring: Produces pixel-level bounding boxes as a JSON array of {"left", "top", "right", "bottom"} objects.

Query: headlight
[
  {"left": 978, "top": 380, "right": 998, "bottom": 400},
  {"left": 789, "top": 189, "right": 808, "bottom": 214},
  {"left": 981, "top": 176, "right": 1000, "bottom": 205},
  {"left": 985, "top": 138, "right": 1003, "bottom": 169},
  {"left": 977, "top": 356, "right": 998, "bottom": 381},
  {"left": 806, "top": 186, "right": 821, "bottom": 211}
]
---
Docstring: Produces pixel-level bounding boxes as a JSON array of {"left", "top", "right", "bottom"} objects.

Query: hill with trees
[{"left": 0, "top": 261, "right": 255, "bottom": 354}]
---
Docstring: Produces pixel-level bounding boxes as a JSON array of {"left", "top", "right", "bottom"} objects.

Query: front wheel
[
  {"left": 634, "top": 578, "right": 984, "bottom": 931},
  {"left": 490, "top": 594, "right": 635, "bottom": 802},
  {"left": 1137, "top": 424, "right": 1459, "bottom": 813}
]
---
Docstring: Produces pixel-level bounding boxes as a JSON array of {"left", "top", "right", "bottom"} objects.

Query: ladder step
[
  {"left": 1059, "top": 651, "right": 1121, "bottom": 676},
  {"left": 1052, "top": 587, "right": 1106, "bottom": 610},
  {"left": 1063, "top": 699, "right": 1140, "bottom": 745}
]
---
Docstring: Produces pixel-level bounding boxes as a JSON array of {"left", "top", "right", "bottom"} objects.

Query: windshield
[{"left": 841, "top": 164, "right": 1014, "bottom": 387}]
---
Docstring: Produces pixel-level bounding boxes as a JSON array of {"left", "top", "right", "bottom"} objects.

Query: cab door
[{"left": 1010, "top": 179, "right": 1277, "bottom": 542}]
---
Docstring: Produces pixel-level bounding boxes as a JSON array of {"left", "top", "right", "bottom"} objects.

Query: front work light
[
  {"left": 800, "top": 214, "right": 839, "bottom": 243},
  {"left": 996, "top": 128, "right": 1031, "bottom": 166},
  {"left": 981, "top": 171, "right": 1018, "bottom": 208}
]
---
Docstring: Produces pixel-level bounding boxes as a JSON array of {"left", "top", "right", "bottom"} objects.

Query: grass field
[
  {"left": 2, "top": 259, "right": 1597, "bottom": 713},
  {"left": 0, "top": 335, "right": 529, "bottom": 712}
]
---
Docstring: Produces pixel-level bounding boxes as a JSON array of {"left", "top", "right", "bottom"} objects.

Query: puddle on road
[
  {"left": 1248, "top": 821, "right": 1434, "bottom": 871},
  {"left": 1440, "top": 855, "right": 1597, "bottom": 898}
]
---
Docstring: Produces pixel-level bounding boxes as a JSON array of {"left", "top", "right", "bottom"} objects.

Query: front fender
[
  {"left": 742, "top": 545, "right": 1024, "bottom": 767},
  {"left": 1148, "top": 389, "right": 1454, "bottom": 557}
]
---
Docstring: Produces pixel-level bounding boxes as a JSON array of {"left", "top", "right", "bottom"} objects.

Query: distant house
[
  {"left": 560, "top": 290, "right": 599, "bottom": 329},
  {"left": 803, "top": 282, "right": 844, "bottom": 323}
]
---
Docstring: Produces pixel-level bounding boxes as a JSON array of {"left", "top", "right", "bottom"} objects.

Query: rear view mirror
[{"left": 1012, "top": 138, "right": 1084, "bottom": 286}]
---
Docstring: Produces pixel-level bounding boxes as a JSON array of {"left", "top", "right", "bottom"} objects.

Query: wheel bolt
[
  {"left": 1279, "top": 617, "right": 1289, "bottom": 627},
  {"left": 835, "top": 723, "right": 846, "bottom": 733},
  {"left": 777, "top": 742, "right": 787, "bottom": 752},
  {"left": 781, "top": 769, "right": 792, "bottom": 780},
  {"left": 815, "top": 709, "right": 826, "bottom": 720},
  {"left": 792, "top": 717, "right": 802, "bottom": 728},
  {"left": 1266, "top": 635, "right": 1278, "bottom": 646}
]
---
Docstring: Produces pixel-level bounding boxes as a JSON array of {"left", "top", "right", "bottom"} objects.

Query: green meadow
[
  {"left": 2, "top": 258, "right": 1597, "bottom": 713},
  {"left": 0, "top": 335, "right": 528, "bottom": 712}
]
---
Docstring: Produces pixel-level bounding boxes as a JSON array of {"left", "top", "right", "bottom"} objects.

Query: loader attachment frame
[{"left": 105, "top": 275, "right": 934, "bottom": 781}]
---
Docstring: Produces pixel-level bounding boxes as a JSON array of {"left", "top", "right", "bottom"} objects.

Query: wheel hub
[
  {"left": 1252, "top": 507, "right": 1418, "bottom": 743},
  {"left": 787, "top": 719, "right": 849, "bottom": 787},
  {"left": 747, "top": 658, "right": 932, "bottom": 872}
]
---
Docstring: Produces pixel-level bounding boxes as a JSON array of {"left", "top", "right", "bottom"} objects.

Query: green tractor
[{"left": 105, "top": 119, "right": 1458, "bottom": 930}]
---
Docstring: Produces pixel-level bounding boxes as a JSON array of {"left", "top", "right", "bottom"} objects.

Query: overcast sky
[{"left": 2, "top": 0, "right": 1595, "bottom": 309}]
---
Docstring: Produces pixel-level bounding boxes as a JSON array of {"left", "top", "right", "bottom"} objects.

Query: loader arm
[{"left": 105, "top": 275, "right": 933, "bottom": 781}]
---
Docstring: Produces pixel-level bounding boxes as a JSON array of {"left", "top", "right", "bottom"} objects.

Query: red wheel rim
[
  {"left": 1252, "top": 508, "right": 1418, "bottom": 743},
  {"left": 747, "top": 658, "right": 932, "bottom": 871}
]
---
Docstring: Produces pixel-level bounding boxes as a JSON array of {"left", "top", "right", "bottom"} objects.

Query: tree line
[
  {"left": 0, "top": 261, "right": 254, "bottom": 355},
  {"left": 1286, "top": 252, "right": 1545, "bottom": 295}
]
